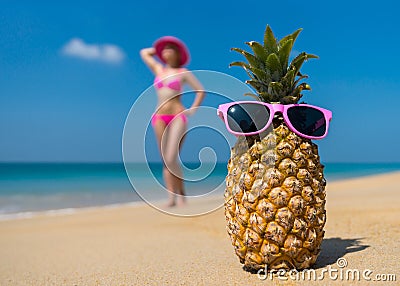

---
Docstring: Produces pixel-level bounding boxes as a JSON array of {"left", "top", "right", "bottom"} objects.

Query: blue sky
[{"left": 1, "top": 0, "right": 399, "bottom": 163}]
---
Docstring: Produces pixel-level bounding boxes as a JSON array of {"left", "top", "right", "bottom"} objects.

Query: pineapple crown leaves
[{"left": 229, "top": 25, "right": 318, "bottom": 104}]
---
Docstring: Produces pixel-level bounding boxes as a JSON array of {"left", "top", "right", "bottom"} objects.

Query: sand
[{"left": 0, "top": 172, "right": 399, "bottom": 285}]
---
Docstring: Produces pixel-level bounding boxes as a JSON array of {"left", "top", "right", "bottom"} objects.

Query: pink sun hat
[{"left": 153, "top": 36, "right": 190, "bottom": 67}]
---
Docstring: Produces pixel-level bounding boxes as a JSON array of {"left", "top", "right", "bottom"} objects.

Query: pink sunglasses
[{"left": 217, "top": 101, "right": 332, "bottom": 140}]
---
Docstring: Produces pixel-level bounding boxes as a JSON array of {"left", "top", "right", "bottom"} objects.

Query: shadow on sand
[
  {"left": 242, "top": 237, "right": 370, "bottom": 273},
  {"left": 314, "top": 237, "right": 370, "bottom": 269}
]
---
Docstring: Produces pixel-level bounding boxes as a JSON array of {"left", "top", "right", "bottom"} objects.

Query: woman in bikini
[{"left": 140, "top": 36, "right": 205, "bottom": 207}]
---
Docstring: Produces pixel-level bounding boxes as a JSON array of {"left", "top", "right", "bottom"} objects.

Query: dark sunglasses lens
[
  {"left": 227, "top": 103, "right": 270, "bottom": 133},
  {"left": 287, "top": 106, "right": 326, "bottom": 137}
]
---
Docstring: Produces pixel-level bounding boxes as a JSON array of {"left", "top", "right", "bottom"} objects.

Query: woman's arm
[
  {"left": 140, "top": 47, "right": 163, "bottom": 75},
  {"left": 182, "top": 70, "right": 205, "bottom": 115}
]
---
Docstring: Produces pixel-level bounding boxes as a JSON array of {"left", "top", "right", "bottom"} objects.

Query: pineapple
[{"left": 224, "top": 25, "right": 326, "bottom": 271}]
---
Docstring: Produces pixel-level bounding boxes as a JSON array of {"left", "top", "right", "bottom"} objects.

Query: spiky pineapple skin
[{"left": 224, "top": 124, "right": 326, "bottom": 271}]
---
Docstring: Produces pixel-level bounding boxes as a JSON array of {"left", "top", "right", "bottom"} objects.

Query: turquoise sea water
[{"left": 0, "top": 162, "right": 399, "bottom": 217}]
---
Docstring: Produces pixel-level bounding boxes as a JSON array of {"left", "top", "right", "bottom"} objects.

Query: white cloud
[{"left": 61, "top": 38, "right": 125, "bottom": 64}]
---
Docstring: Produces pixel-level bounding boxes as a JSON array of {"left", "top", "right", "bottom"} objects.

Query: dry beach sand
[{"left": 0, "top": 172, "right": 399, "bottom": 285}]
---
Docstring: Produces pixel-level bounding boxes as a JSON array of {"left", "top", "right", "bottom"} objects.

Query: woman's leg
[
  {"left": 161, "top": 116, "right": 187, "bottom": 205},
  {"left": 153, "top": 117, "right": 176, "bottom": 206}
]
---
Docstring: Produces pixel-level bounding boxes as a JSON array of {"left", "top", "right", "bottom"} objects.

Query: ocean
[{"left": 0, "top": 162, "right": 399, "bottom": 218}]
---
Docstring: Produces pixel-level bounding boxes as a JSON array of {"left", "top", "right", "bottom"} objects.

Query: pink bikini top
[{"left": 154, "top": 70, "right": 183, "bottom": 91}]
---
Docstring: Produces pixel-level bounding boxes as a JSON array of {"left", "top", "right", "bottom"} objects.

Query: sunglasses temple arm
[{"left": 217, "top": 110, "right": 224, "bottom": 121}]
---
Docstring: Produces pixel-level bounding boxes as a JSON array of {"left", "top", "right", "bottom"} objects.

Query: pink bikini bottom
[{"left": 151, "top": 113, "right": 187, "bottom": 126}]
